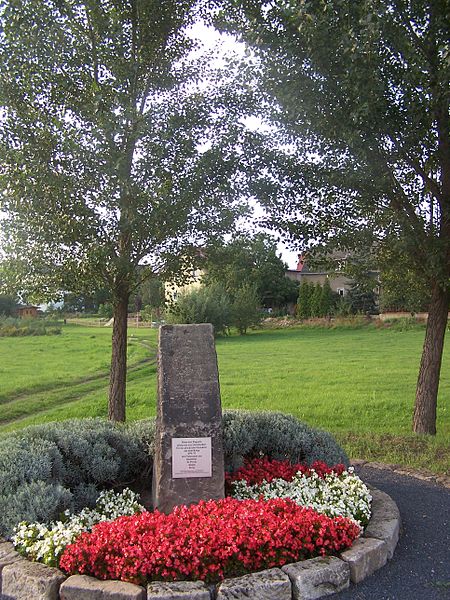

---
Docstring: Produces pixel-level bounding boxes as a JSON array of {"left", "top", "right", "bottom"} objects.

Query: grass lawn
[{"left": 0, "top": 322, "right": 448, "bottom": 474}]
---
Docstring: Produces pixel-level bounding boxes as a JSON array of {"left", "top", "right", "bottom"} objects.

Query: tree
[
  {"left": 310, "top": 283, "right": 323, "bottom": 318},
  {"left": 0, "top": 294, "right": 17, "bottom": 317},
  {"left": 0, "top": 1, "right": 247, "bottom": 420},
  {"left": 203, "top": 233, "right": 297, "bottom": 308},
  {"left": 319, "top": 280, "right": 333, "bottom": 317},
  {"left": 231, "top": 284, "right": 261, "bottom": 334},
  {"left": 347, "top": 285, "right": 377, "bottom": 316},
  {"left": 379, "top": 242, "right": 431, "bottom": 313},
  {"left": 221, "top": 0, "right": 450, "bottom": 434},
  {"left": 296, "top": 281, "right": 312, "bottom": 319}
]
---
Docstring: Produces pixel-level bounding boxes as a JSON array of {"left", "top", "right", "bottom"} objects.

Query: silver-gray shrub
[
  {"left": 0, "top": 482, "right": 72, "bottom": 537},
  {"left": 0, "top": 419, "right": 153, "bottom": 537},
  {"left": 222, "top": 410, "right": 349, "bottom": 472},
  {"left": 0, "top": 437, "right": 65, "bottom": 495},
  {"left": 12, "top": 418, "right": 151, "bottom": 488}
]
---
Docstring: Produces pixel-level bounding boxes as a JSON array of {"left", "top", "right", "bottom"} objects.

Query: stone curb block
[
  {"left": 339, "top": 537, "right": 387, "bottom": 584},
  {"left": 0, "top": 541, "right": 25, "bottom": 595},
  {"left": 282, "top": 556, "right": 350, "bottom": 599},
  {"left": 363, "top": 488, "right": 401, "bottom": 559},
  {"left": 216, "top": 568, "right": 291, "bottom": 599},
  {"left": 147, "top": 580, "right": 211, "bottom": 599},
  {"left": 60, "top": 575, "right": 146, "bottom": 599},
  {"left": 1, "top": 559, "right": 66, "bottom": 600}
]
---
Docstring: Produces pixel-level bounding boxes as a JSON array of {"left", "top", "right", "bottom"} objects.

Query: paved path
[{"left": 334, "top": 465, "right": 450, "bottom": 600}]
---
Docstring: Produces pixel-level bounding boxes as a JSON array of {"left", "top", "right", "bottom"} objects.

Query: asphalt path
[{"left": 333, "top": 465, "right": 450, "bottom": 600}]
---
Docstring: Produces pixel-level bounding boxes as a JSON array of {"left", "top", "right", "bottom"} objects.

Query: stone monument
[{"left": 152, "top": 323, "right": 225, "bottom": 513}]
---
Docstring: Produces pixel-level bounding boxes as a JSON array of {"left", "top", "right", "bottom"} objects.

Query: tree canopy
[
  {"left": 202, "top": 233, "right": 298, "bottom": 307},
  {"left": 0, "top": 0, "right": 251, "bottom": 420},
  {"left": 218, "top": 0, "right": 450, "bottom": 434}
]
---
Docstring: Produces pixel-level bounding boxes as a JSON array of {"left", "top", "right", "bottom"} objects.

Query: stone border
[
  {"left": 0, "top": 486, "right": 400, "bottom": 600},
  {"left": 351, "top": 459, "right": 450, "bottom": 489}
]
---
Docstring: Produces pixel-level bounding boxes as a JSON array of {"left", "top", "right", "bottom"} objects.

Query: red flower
[
  {"left": 60, "top": 497, "right": 359, "bottom": 585},
  {"left": 226, "top": 457, "right": 346, "bottom": 487}
]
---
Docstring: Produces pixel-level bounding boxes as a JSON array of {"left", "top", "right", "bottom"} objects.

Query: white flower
[
  {"left": 231, "top": 469, "right": 372, "bottom": 528},
  {"left": 12, "top": 488, "right": 144, "bottom": 567}
]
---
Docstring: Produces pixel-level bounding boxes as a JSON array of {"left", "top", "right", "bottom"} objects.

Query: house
[
  {"left": 285, "top": 254, "right": 354, "bottom": 297},
  {"left": 17, "top": 305, "right": 39, "bottom": 319},
  {"left": 286, "top": 252, "right": 380, "bottom": 297},
  {"left": 165, "top": 268, "right": 204, "bottom": 302}
]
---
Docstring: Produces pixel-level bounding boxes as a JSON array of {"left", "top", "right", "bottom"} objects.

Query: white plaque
[{"left": 172, "top": 437, "right": 212, "bottom": 478}]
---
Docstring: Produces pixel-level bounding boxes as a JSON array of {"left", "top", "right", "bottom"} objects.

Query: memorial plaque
[
  {"left": 152, "top": 324, "right": 225, "bottom": 513},
  {"left": 172, "top": 437, "right": 212, "bottom": 478}
]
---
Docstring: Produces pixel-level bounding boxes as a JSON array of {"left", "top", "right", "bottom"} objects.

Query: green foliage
[
  {"left": 0, "top": 294, "right": 17, "bottom": 317},
  {"left": 379, "top": 243, "right": 431, "bottom": 313},
  {"left": 220, "top": 0, "right": 450, "bottom": 289},
  {"left": 381, "top": 317, "right": 427, "bottom": 332},
  {"left": 97, "top": 303, "right": 113, "bottom": 320},
  {"left": 297, "top": 281, "right": 335, "bottom": 318},
  {"left": 140, "top": 305, "right": 155, "bottom": 322},
  {"left": 137, "top": 278, "right": 165, "bottom": 311},
  {"left": 319, "top": 280, "right": 333, "bottom": 317},
  {"left": 309, "top": 284, "right": 323, "bottom": 318},
  {"left": 167, "top": 285, "right": 232, "bottom": 335},
  {"left": 346, "top": 285, "right": 377, "bottom": 315},
  {"left": 203, "top": 234, "right": 297, "bottom": 308},
  {"left": 63, "top": 289, "right": 111, "bottom": 314},
  {"left": 230, "top": 284, "right": 261, "bottom": 335},
  {"left": 296, "top": 282, "right": 313, "bottom": 319}
]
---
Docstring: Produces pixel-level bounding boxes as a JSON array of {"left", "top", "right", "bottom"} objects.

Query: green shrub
[
  {"left": 231, "top": 285, "right": 261, "bottom": 335},
  {"left": 0, "top": 412, "right": 348, "bottom": 538},
  {"left": 0, "top": 419, "right": 152, "bottom": 536},
  {"left": 166, "top": 285, "right": 231, "bottom": 335},
  {"left": 98, "top": 303, "right": 113, "bottom": 319},
  {"left": 380, "top": 317, "right": 426, "bottom": 331}
]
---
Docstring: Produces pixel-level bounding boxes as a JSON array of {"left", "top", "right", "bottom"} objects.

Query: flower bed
[
  {"left": 59, "top": 498, "right": 360, "bottom": 584},
  {"left": 12, "top": 457, "right": 371, "bottom": 586}
]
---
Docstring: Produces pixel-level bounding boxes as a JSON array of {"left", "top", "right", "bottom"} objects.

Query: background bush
[
  {"left": 0, "top": 412, "right": 348, "bottom": 537},
  {"left": 0, "top": 316, "right": 62, "bottom": 337},
  {"left": 166, "top": 285, "right": 231, "bottom": 335}
]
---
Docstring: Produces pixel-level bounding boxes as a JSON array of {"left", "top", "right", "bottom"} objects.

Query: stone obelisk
[{"left": 152, "top": 324, "right": 225, "bottom": 513}]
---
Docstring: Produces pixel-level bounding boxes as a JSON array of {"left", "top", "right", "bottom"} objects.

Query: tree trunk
[
  {"left": 108, "top": 294, "right": 129, "bottom": 422},
  {"left": 413, "top": 283, "right": 449, "bottom": 434}
]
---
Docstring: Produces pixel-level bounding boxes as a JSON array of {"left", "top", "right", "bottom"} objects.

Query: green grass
[{"left": 0, "top": 323, "right": 448, "bottom": 474}]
